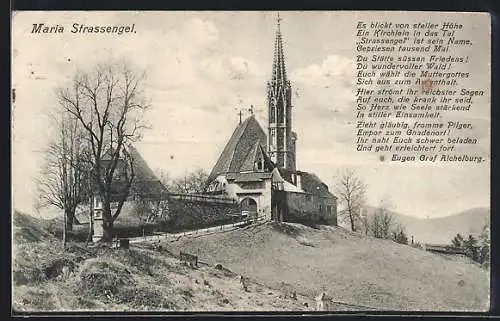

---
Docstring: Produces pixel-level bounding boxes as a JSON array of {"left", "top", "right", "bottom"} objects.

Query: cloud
[
  {"left": 291, "top": 55, "right": 355, "bottom": 120},
  {"left": 292, "top": 54, "right": 354, "bottom": 86},
  {"left": 184, "top": 18, "right": 219, "bottom": 44},
  {"left": 290, "top": 54, "right": 356, "bottom": 160}
]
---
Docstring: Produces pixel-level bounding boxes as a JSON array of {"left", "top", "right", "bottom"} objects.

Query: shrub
[
  {"left": 77, "top": 257, "right": 135, "bottom": 299},
  {"left": 117, "top": 283, "right": 176, "bottom": 310},
  {"left": 40, "top": 255, "right": 78, "bottom": 279}
]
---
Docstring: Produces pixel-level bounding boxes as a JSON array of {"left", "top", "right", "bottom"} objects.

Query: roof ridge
[{"left": 208, "top": 117, "right": 253, "bottom": 181}]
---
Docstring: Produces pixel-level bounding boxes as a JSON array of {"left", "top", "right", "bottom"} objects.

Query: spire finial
[
  {"left": 271, "top": 12, "right": 287, "bottom": 84},
  {"left": 249, "top": 105, "right": 254, "bottom": 115}
]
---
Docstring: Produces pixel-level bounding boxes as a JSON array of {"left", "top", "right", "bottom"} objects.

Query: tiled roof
[
  {"left": 299, "top": 171, "right": 335, "bottom": 199},
  {"left": 278, "top": 167, "right": 336, "bottom": 200},
  {"left": 127, "top": 145, "right": 160, "bottom": 182},
  {"left": 208, "top": 115, "right": 268, "bottom": 182},
  {"left": 96, "top": 144, "right": 166, "bottom": 198}
]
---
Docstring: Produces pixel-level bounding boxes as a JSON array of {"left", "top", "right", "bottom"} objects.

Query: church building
[{"left": 204, "top": 17, "right": 337, "bottom": 226}]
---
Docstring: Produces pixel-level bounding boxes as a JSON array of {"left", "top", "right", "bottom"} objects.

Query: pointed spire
[{"left": 272, "top": 12, "right": 287, "bottom": 84}]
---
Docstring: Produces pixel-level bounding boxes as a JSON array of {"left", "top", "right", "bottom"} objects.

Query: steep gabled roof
[
  {"left": 299, "top": 171, "right": 336, "bottom": 200},
  {"left": 97, "top": 144, "right": 166, "bottom": 199},
  {"left": 127, "top": 145, "right": 166, "bottom": 197},
  {"left": 240, "top": 141, "right": 262, "bottom": 172},
  {"left": 127, "top": 145, "right": 160, "bottom": 182},
  {"left": 208, "top": 115, "right": 267, "bottom": 182}
]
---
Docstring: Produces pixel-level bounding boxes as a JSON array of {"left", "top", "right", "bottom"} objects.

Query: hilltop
[
  {"left": 12, "top": 212, "right": 313, "bottom": 312},
  {"left": 167, "top": 221, "right": 489, "bottom": 311},
  {"left": 12, "top": 211, "right": 489, "bottom": 312}
]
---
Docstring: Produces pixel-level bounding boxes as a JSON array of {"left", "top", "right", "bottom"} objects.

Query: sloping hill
[
  {"left": 13, "top": 210, "right": 91, "bottom": 245},
  {"left": 356, "top": 207, "right": 490, "bottom": 244},
  {"left": 424, "top": 208, "right": 490, "bottom": 240},
  {"left": 167, "top": 221, "right": 489, "bottom": 311},
  {"left": 13, "top": 238, "right": 316, "bottom": 312},
  {"left": 13, "top": 211, "right": 57, "bottom": 244}
]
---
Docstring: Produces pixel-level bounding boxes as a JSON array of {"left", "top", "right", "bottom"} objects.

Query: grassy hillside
[
  {"left": 357, "top": 207, "right": 490, "bottom": 244},
  {"left": 167, "top": 221, "right": 490, "bottom": 311},
  {"left": 13, "top": 211, "right": 57, "bottom": 244},
  {"left": 13, "top": 239, "right": 315, "bottom": 311},
  {"left": 13, "top": 210, "right": 89, "bottom": 244},
  {"left": 19, "top": 203, "right": 162, "bottom": 241},
  {"left": 12, "top": 211, "right": 490, "bottom": 312},
  {"left": 12, "top": 211, "right": 312, "bottom": 312}
]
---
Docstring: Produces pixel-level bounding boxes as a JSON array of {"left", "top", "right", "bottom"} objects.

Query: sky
[{"left": 12, "top": 11, "right": 490, "bottom": 218}]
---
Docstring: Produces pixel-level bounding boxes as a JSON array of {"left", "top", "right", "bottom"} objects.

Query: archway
[{"left": 240, "top": 197, "right": 258, "bottom": 218}]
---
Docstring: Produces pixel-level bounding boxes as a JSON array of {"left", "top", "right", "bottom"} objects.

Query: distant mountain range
[{"left": 341, "top": 206, "right": 490, "bottom": 245}]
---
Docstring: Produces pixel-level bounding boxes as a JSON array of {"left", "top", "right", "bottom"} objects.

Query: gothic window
[
  {"left": 277, "top": 101, "right": 284, "bottom": 123},
  {"left": 277, "top": 128, "right": 284, "bottom": 147},
  {"left": 270, "top": 97, "right": 277, "bottom": 123}
]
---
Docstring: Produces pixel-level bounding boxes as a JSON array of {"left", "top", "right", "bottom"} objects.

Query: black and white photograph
[{"left": 11, "top": 11, "right": 490, "bottom": 312}]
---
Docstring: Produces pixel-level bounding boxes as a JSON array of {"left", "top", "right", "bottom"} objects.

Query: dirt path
[{"left": 128, "top": 218, "right": 267, "bottom": 245}]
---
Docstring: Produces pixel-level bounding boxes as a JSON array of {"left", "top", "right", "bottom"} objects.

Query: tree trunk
[
  {"left": 66, "top": 210, "right": 74, "bottom": 232},
  {"left": 86, "top": 198, "right": 94, "bottom": 245},
  {"left": 349, "top": 210, "right": 356, "bottom": 232},
  {"left": 63, "top": 208, "right": 67, "bottom": 249},
  {"left": 101, "top": 203, "right": 114, "bottom": 242},
  {"left": 102, "top": 219, "right": 114, "bottom": 242}
]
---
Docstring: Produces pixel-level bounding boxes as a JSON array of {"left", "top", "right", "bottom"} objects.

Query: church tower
[{"left": 267, "top": 14, "right": 297, "bottom": 171}]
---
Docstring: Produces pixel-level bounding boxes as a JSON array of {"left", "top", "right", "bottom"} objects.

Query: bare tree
[
  {"left": 36, "top": 112, "right": 89, "bottom": 247},
  {"left": 371, "top": 197, "right": 394, "bottom": 239},
  {"left": 170, "top": 168, "right": 209, "bottom": 194},
  {"left": 392, "top": 223, "right": 409, "bottom": 245},
  {"left": 334, "top": 168, "right": 367, "bottom": 232},
  {"left": 56, "top": 60, "right": 150, "bottom": 241},
  {"left": 158, "top": 169, "right": 174, "bottom": 192},
  {"left": 360, "top": 207, "right": 370, "bottom": 235}
]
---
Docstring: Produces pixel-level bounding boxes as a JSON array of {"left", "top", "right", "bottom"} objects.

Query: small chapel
[{"left": 204, "top": 16, "right": 338, "bottom": 226}]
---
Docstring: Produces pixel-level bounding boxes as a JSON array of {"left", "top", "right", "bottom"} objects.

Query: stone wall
[
  {"left": 274, "top": 191, "right": 337, "bottom": 226},
  {"left": 165, "top": 197, "right": 240, "bottom": 231}
]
